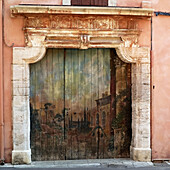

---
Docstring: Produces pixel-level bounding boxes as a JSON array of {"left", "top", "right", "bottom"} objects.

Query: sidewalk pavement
[{"left": 0, "top": 159, "right": 170, "bottom": 169}]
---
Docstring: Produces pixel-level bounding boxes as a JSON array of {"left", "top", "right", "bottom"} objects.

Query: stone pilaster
[
  {"left": 12, "top": 47, "right": 46, "bottom": 164},
  {"left": 116, "top": 46, "right": 151, "bottom": 162},
  {"left": 130, "top": 62, "right": 151, "bottom": 161}
]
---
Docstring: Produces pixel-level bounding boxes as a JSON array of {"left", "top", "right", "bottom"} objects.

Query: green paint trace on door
[{"left": 30, "top": 48, "right": 131, "bottom": 161}]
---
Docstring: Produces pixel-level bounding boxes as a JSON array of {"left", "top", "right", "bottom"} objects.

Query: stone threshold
[{"left": 0, "top": 159, "right": 154, "bottom": 168}]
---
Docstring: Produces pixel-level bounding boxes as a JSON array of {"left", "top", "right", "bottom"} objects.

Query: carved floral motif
[{"left": 25, "top": 15, "right": 138, "bottom": 30}]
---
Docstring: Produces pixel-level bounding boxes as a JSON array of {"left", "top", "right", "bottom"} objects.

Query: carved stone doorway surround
[{"left": 11, "top": 6, "right": 153, "bottom": 164}]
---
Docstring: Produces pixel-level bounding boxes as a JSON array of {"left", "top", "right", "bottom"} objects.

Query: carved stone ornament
[
  {"left": 9, "top": 5, "right": 154, "bottom": 50},
  {"left": 11, "top": 5, "right": 153, "bottom": 164},
  {"left": 25, "top": 15, "right": 138, "bottom": 30}
]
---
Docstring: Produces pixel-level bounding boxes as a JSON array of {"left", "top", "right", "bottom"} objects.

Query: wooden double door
[{"left": 30, "top": 48, "right": 131, "bottom": 161}]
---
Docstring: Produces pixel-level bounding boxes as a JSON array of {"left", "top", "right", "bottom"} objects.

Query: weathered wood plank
[
  {"left": 82, "top": 0, "right": 90, "bottom": 5},
  {"left": 52, "top": 49, "right": 59, "bottom": 160},
  {"left": 56, "top": 48, "right": 65, "bottom": 160},
  {"left": 104, "top": 48, "right": 111, "bottom": 158},
  {"left": 91, "top": 48, "right": 98, "bottom": 159},
  {"left": 65, "top": 49, "right": 73, "bottom": 159},
  {"left": 40, "top": 50, "right": 48, "bottom": 161},
  {"left": 36, "top": 59, "right": 42, "bottom": 161},
  {"left": 47, "top": 49, "right": 54, "bottom": 160},
  {"left": 30, "top": 63, "right": 36, "bottom": 160},
  {"left": 71, "top": 49, "right": 79, "bottom": 159},
  {"left": 97, "top": 48, "right": 103, "bottom": 158},
  {"left": 78, "top": 49, "right": 86, "bottom": 159}
]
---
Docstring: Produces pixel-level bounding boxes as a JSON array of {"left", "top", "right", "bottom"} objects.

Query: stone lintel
[{"left": 10, "top": 5, "right": 154, "bottom": 17}]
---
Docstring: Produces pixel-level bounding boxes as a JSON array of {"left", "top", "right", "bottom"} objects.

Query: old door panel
[{"left": 30, "top": 48, "right": 131, "bottom": 160}]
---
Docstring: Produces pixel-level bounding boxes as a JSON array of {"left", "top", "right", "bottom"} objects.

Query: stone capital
[
  {"left": 13, "top": 47, "right": 46, "bottom": 64},
  {"left": 116, "top": 46, "right": 150, "bottom": 64}
]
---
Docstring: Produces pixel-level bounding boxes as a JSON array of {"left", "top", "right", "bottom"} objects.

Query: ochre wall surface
[{"left": 0, "top": 0, "right": 170, "bottom": 162}]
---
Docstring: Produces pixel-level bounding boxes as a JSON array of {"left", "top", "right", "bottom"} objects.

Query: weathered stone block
[
  {"left": 13, "top": 87, "right": 29, "bottom": 96},
  {"left": 13, "top": 80, "right": 30, "bottom": 96},
  {"left": 13, "top": 109, "right": 28, "bottom": 123},
  {"left": 13, "top": 96, "right": 29, "bottom": 108},
  {"left": 13, "top": 123, "right": 30, "bottom": 150},
  {"left": 131, "top": 147, "right": 151, "bottom": 162},
  {"left": 140, "top": 64, "right": 150, "bottom": 74},
  {"left": 13, "top": 80, "right": 30, "bottom": 89},
  {"left": 13, "top": 64, "right": 29, "bottom": 81},
  {"left": 12, "top": 150, "right": 31, "bottom": 165},
  {"left": 13, "top": 96, "right": 29, "bottom": 124}
]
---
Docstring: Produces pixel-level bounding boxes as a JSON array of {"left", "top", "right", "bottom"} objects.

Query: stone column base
[
  {"left": 12, "top": 150, "right": 31, "bottom": 164},
  {"left": 130, "top": 146, "right": 151, "bottom": 162}
]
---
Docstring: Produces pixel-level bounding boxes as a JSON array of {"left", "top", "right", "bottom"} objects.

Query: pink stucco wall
[
  {"left": 117, "top": 0, "right": 143, "bottom": 7},
  {"left": 1, "top": 0, "right": 62, "bottom": 163},
  {"left": 0, "top": 0, "right": 170, "bottom": 162},
  {"left": 117, "top": 0, "right": 170, "bottom": 161},
  {"left": 152, "top": 0, "right": 170, "bottom": 160}
]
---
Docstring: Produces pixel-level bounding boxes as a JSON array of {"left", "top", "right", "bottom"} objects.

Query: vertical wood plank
[
  {"left": 72, "top": 0, "right": 108, "bottom": 6},
  {"left": 91, "top": 0, "right": 95, "bottom": 5},
  {"left": 30, "top": 63, "right": 36, "bottom": 160},
  {"left": 99, "top": 0, "right": 102, "bottom": 6},
  {"left": 95, "top": 0, "right": 98, "bottom": 6},
  {"left": 91, "top": 48, "right": 98, "bottom": 159},
  {"left": 74, "top": 49, "right": 80, "bottom": 160},
  {"left": 83, "top": 49, "right": 91, "bottom": 158},
  {"left": 103, "top": 0, "right": 108, "bottom": 6},
  {"left": 71, "top": 0, "right": 77, "bottom": 5},
  {"left": 47, "top": 49, "right": 53, "bottom": 160},
  {"left": 40, "top": 49, "right": 48, "bottom": 161},
  {"left": 89, "top": 49, "right": 93, "bottom": 158},
  {"left": 36, "top": 59, "right": 42, "bottom": 161},
  {"left": 52, "top": 49, "right": 58, "bottom": 160},
  {"left": 78, "top": 49, "right": 86, "bottom": 159},
  {"left": 72, "top": 0, "right": 82, "bottom": 5},
  {"left": 34, "top": 61, "right": 39, "bottom": 160},
  {"left": 110, "top": 49, "right": 117, "bottom": 158},
  {"left": 71, "top": 49, "right": 79, "bottom": 159},
  {"left": 82, "top": 0, "right": 90, "bottom": 5},
  {"left": 103, "top": 48, "right": 111, "bottom": 158},
  {"left": 57, "top": 48, "right": 65, "bottom": 160},
  {"left": 97, "top": 49, "right": 103, "bottom": 158},
  {"left": 65, "top": 49, "right": 73, "bottom": 159}
]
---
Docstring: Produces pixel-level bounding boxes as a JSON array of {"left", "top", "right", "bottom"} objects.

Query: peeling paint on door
[{"left": 30, "top": 48, "right": 131, "bottom": 160}]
